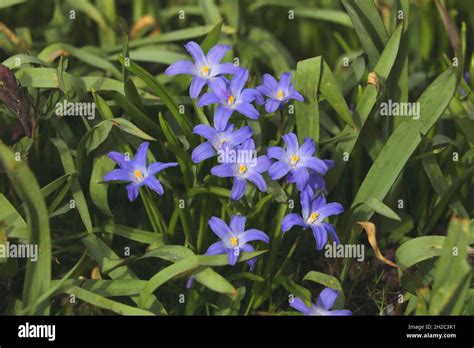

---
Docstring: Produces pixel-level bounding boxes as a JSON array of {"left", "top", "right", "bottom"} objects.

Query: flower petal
[
  {"left": 213, "top": 63, "right": 240, "bottom": 76},
  {"left": 148, "top": 161, "right": 178, "bottom": 175},
  {"left": 143, "top": 176, "right": 164, "bottom": 195},
  {"left": 300, "top": 156, "right": 328, "bottom": 175},
  {"left": 267, "top": 146, "right": 285, "bottom": 160},
  {"left": 262, "top": 73, "right": 278, "bottom": 91},
  {"left": 281, "top": 213, "right": 306, "bottom": 232},
  {"left": 328, "top": 309, "right": 352, "bottom": 316},
  {"left": 278, "top": 72, "right": 292, "bottom": 92},
  {"left": 228, "top": 126, "right": 253, "bottom": 146},
  {"left": 204, "top": 241, "right": 227, "bottom": 255},
  {"left": 165, "top": 60, "right": 195, "bottom": 75},
  {"left": 227, "top": 248, "right": 239, "bottom": 266},
  {"left": 208, "top": 216, "right": 232, "bottom": 240},
  {"left": 134, "top": 142, "right": 149, "bottom": 168},
  {"left": 108, "top": 151, "right": 132, "bottom": 169},
  {"left": 289, "top": 297, "right": 312, "bottom": 315},
  {"left": 310, "top": 224, "right": 328, "bottom": 250},
  {"left": 209, "top": 77, "right": 229, "bottom": 100},
  {"left": 230, "top": 215, "right": 246, "bottom": 234},
  {"left": 103, "top": 169, "right": 131, "bottom": 182},
  {"left": 321, "top": 222, "right": 340, "bottom": 244},
  {"left": 241, "top": 244, "right": 256, "bottom": 271},
  {"left": 125, "top": 183, "right": 140, "bottom": 202},
  {"left": 191, "top": 141, "right": 215, "bottom": 163},
  {"left": 238, "top": 228, "right": 269, "bottom": 244},
  {"left": 235, "top": 102, "right": 259, "bottom": 119},
  {"left": 317, "top": 202, "right": 344, "bottom": 220},
  {"left": 230, "top": 68, "right": 248, "bottom": 96},
  {"left": 265, "top": 98, "right": 281, "bottom": 113},
  {"left": 230, "top": 177, "right": 247, "bottom": 201},
  {"left": 206, "top": 44, "right": 230, "bottom": 65},
  {"left": 300, "top": 186, "right": 313, "bottom": 219},
  {"left": 184, "top": 41, "right": 207, "bottom": 67},
  {"left": 291, "top": 166, "right": 309, "bottom": 191},
  {"left": 214, "top": 106, "right": 233, "bottom": 131},
  {"left": 198, "top": 92, "right": 220, "bottom": 107},
  {"left": 299, "top": 137, "right": 315, "bottom": 157},
  {"left": 247, "top": 172, "right": 266, "bottom": 192},
  {"left": 254, "top": 155, "right": 272, "bottom": 173},
  {"left": 268, "top": 160, "right": 291, "bottom": 180},
  {"left": 189, "top": 76, "right": 207, "bottom": 99},
  {"left": 289, "top": 89, "right": 304, "bottom": 102},
  {"left": 193, "top": 124, "right": 218, "bottom": 141},
  {"left": 316, "top": 288, "right": 339, "bottom": 311},
  {"left": 282, "top": 133, "right": 299, "bottom": 155},
  {"left": 211, "top": 163, "right": 235, "bottom": 177}
]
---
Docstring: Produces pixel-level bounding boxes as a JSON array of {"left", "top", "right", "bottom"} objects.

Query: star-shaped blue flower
[
  {"left": 198, "top": 68, "right": 263, "bottom": 131},
  {"left": 256, "top": 72, "right": 303, "bottom": 113},
  {"left": 103, "top": 142, "right": 178, "bottom": 202},
  {"left": 290, "top": 288, "right": 352, "bottom": 316},
  {"left": 165, "top": 41, "right": 240, "bottom": 99},
  {"left": 191, "top": 122, "right": 253, "bottom": 163},
  {"left": 281, "top": 186, "right": 343, "bottom": 250},
  {"left": 211, "top": 138, "right": 272, "bottom": 201},
  {"left": 267, "top": 133, "right": 330, "bottom": 191}
]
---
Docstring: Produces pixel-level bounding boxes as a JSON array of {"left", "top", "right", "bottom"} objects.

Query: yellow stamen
[
  {"left": 201, "top": 65, "right": 210, "bottom": 76},
  {"left": 277, "top": 90, "right": 284, "bottom": 100},
  {"left": 229, "top": 237, "right": 238, "bottom": 247},
  {"left": 218, "top": 138, "right": 226, "bottom": 149},
  {"left": 227, "top": 95, "right": 235, "bottom": 105},
  {"left": 239, "top": 164, "right": 247, "bottom": 174},
  {"left": 307, "top": 212, "right": 320, "bottom": 224},
  {"left": 290, "top": 154, "right": 300, "bottom": 165},
  {"left": 134, "top": 169, "right": 144, "bottom": 181}
]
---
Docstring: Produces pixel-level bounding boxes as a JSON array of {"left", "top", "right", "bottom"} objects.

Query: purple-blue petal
[
  {"left": 211, "top": 163, "right": 235, "bottom": 177},
  {"left": 241, "top": 244, "right": 256, "bottom": 271},
  {"left": 189, "top": 76, "right": 207, "bottom": 99},
  {"left": 291, "top": 166, "right": 309, "bottom": 191},
  {"left": 107, "top": 151, "right": 131, "bottom": 169},
  {"left": 289, "top": 89, "right": 304, "bottom": 102},
  {"left": 316, "top": 288, "right": 339, "bottom": 311},
  {"left": 289, "top": 297, "right": 312, "bottom": 315},
  {"left": 228, "top": 126, "right": 253, "bottom": 146},
  {"left": 143, "top": 176, "right": 164, "bottom": 195},
  {"left": 235, "top": 102, "right": 259, "bottom": 119},
  {"left": 191, "top": 142, "right": 215, "bottom": 163},
  {"left": 206, "top": 44, "right": 230, "bottom": 65},
  {"left": 247, "top": 172, "right": 266, "bottom": 192},
  {"left": 268, "top": 160, "right": 291, "bottom": 180},
  {"left": 310, "top": 224, "right": 328, "bottom": 250},
  {"left": 103, "top": 169, "right": 131, "bottom": 182},
  {"left": 254, "top": 155, "right": 272, "bottom": 173},
  {"left": 262, "top": 74, "right": 278, "bottom": 91},
  {"left": 125, "top": 183, "right": 140, "bottom": 202},
  {"left": 278, "top": 72, "right": 292, "bottom": 92},
  {"left": 213, "top": 62, "right": 240, "bottom": 76},
  {"left": 317, "top": 202, "right": 344, "bottom": 220},
  {"left": 227, "top": 248, "right": 239, "bottom": 265},
  {"left": 300, "top": 156, "right": 328, "bottom": 175},
  {"left": 230, "top": 215, "right": 246, "bottom": 234},
  {"left": 230, "top": 177, "right": 247, "bottom": 201},
  {"left": 134, "top": 142, "right": 149, "bottom": 168},
  {"left": 148, "top": 161, "right": 178, "bottom": 175},
  {"left": 265, "top": 99, "right": 281, "bottom": 113},
  {"left": 165, "top": 60, "right": 195, "bottom": 76},
  {"left": 204, "top": 241, "right": 227, "bottom": 255},
  {"left": 238, "top": 228, "right": 269, "bottom": 244},
  {"left": 281, "top": 213, "right": 306, "bottom": 232},
  {"left": 322, "top": 222, "right": 340, "bottom": 244},
  {"left": 300, "top": 186, "right": 313, "bottom": 218},
  {"left": 184, "top": 41, "right": 207, "bottom": 67},
  {"left": 208, "top": 216, "right": 232, "bottom": 241},
  {"left": 209, "top": 77, "right": 229, "bottom": 100},
  {"left": 214, "top": 106, "right": 233, "bottom": 131},
  {"left": 198, "top": 92, "right": 220, "bottom": 107},
  {"left": 299, "top": 138, "right": 315, "bottom": 157},
  {"left": 267, "top": 146, "right": 285, "bottom": 160},
  {"left": 230, "top": 68, "right": 248, "bottom": 95},
  {"left": 193, "top": 124, "right": 218, "bottom": 141},
  {"left": 282, "top": 133, "right": 299, "bottom": 155}
]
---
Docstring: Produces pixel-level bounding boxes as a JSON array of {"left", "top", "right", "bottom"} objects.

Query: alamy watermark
[
  {"left": 0, "top": 242, "right": 38, "bottom": 262},
  {"left": 217, "top": 148, "right": 257, "bottom": 167},
  {"left": 380, "top": 99, "right": 420, "bottom": 120},
  {"left": 55, "top": 99, "right": 95, "bottom": 120},
  {"left": 324, "top": 242, "right": 365, "bottom": 262}
]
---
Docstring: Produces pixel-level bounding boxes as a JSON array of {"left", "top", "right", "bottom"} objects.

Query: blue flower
[
  {"left": 198, "top": 68, "right": 263, "bottom": 131},
  {"left": 287, "top": 160, "right": 334, "bottom": 194},
  {"left": 103, "top": 142, "right": 178, "bottom": 202},
  {"left": 165, "top": 41, "right": 240, "bottom": 99},
  {"left": 289, "top": 288, "right": 352, "bottom": 316},
  {"left": 281, "top": 186, "right": 343, "bottom": 250},
  {"left": 256, "top": 72, "right": 303, "bottom": 113},
  {"left": 267, "top": 133, "right": 330, "bottom": 191},
  {"left": 191, "top": 123, "right": 253, "bottom": 163},
  {"left": 206, "top": 215, "right": 269, "bottom": 269},
  {"left": 211, "top": 138, "right": 272, "bottom": 201}
]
